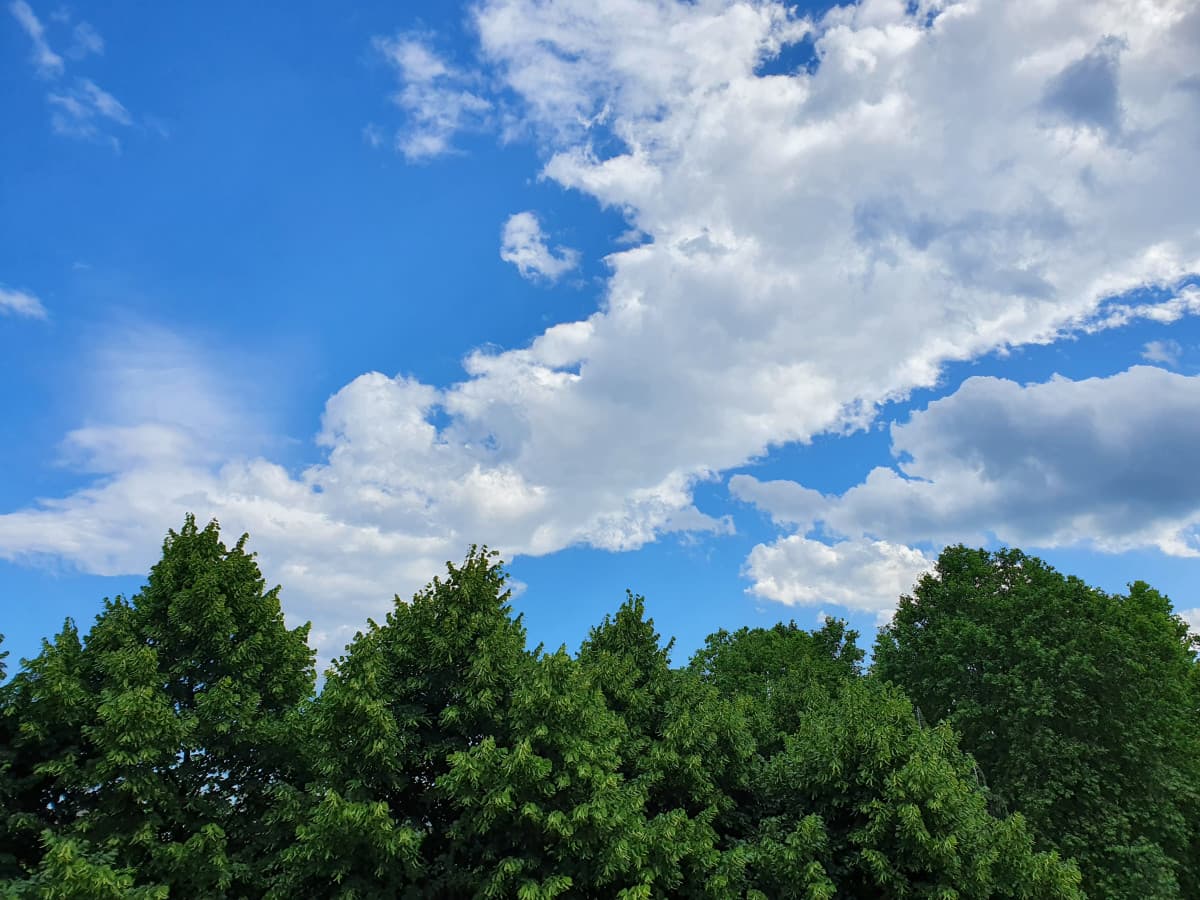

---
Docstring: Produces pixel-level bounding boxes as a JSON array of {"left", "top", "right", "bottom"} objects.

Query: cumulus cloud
[
  {"left": 500, "top": 212, "right": 580, "bottom": 281},
  {"left": 9, "top": 0, "right": 62, "bottom": 77},
  {"left": 5, "top": 0, "right": 1200, "bottom": 654},
  {"left": 1041, "top": 37, "right": 1125, "bottom": 136},
  {"left": 1178, "top": 607, "right": 1200, "bottom": 636},
  {"left": 738, "top": 366, "right": 1200, "bottom": 566},
  {"left": 0, "top": 285, "right": 47, "bottom": 319},
  {"left": 744, "top": 535, "right": 932, "bottom": 623},
  {"left": 373, "top": 33, "right": 491, "bottom": 160}
]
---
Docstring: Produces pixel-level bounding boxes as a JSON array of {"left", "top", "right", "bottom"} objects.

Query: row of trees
[{"left": 0, "top": 516, "right": 1196, "bottom": 897}]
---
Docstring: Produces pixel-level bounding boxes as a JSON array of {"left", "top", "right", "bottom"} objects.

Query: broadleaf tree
[{"left": 874, "top": 545, "right": 1200, "bottom": 899}]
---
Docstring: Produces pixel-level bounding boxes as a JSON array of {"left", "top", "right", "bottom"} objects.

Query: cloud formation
[
  {"left": 1142, "top": 338, "right": 1183, "bottom": 366},
  {"left": 65, "top": 21, "right": 103, "bottom": 60},
  {"left": 373, "top": 34, "right": 491, "bottom": 160},
  {"left": 9, "top": 0, "right": 62, "bottom": 77},
  {"left": 736, "top": 365, "right": 1200, "bottom": 615},
  {"left": 48, "top": 78, "right": 131, "bottom": 141},
  {"left": 9, "top": 3, "right": 130, "bottom": 145},
  {"left": 4, "top": 0, "right": 1200, "bottom": 654},
  {"left": 744, "top": 535, "right": 933, "bottom": 623},
  {"left": 500, "top": 212, "right": 580, "bottom": 282},
  {"left": 0, "top": 285, "right": 47, "bottom": 319}
]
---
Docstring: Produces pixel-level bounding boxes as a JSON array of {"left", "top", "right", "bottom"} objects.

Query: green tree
[
  {"left": 692, "top": 619, "right": 1082, "bottom": 898},
  {"left": 1, "top": 516, "right": 315, "bottom": 897},
  {"left": 0, "top": 833, "right": 167, "bottom": 900},
  {"left": 0, "top": 622, "right": 93, "bottom": 882},
  {"left": 275, "top": 546, "right": 529, "bottom": 897},
  {"left": 438, "top": 648, "right": 658, "bottom": 897},
  {"left": 688, "top": 618, "right": 863, "bottom": 756},
  {"left": 576, "top": 594, "right": 756, "bottom": 896},
  {"left": 750, "top": 677, "right": 1081, "bottom": 897},
  {"left": 874, "top": 546, "right": 1200, "bottom": 898}
]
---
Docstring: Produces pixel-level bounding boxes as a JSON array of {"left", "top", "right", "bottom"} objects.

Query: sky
[{"left": 2, "top": 0, "right": 1200, "bottom": 672}]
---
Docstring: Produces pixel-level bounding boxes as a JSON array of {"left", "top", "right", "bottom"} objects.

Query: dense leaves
[
  {"left": 1, "top": 522, "right": 1194, "bottom": 896},
  {"left": 0, "top": 516, "right": 315, "bottom": 897},
  {"left": 875, "top": 546, "right": 1200, "bottom": 899}
]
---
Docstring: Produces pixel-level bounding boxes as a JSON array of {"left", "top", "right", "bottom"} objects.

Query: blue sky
[{"left": 3, "top": 0, "right": 1199, "bottom": 671}]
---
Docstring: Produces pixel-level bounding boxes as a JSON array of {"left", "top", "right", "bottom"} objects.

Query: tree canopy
[
  {"left": 874, "top": 545, "right": 1200, "bottom": 899},
  {"left": 2, "top": 520, "right": 1195, "bottom": 897}
]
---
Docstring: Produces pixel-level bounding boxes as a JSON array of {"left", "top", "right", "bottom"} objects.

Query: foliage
[
  {"left": 691, "top": 621, "right": 1082, "bottom": 898},
  {"left": 875, "top": 545, "right": 1200, "bottom": 899},
  {"left": 2, "top": 523, "right": 1195, "bottom": 897},
  {"left": 576, "top": 594, "right": 756, "bottom": 895},
  {"left": 0, "top": 516, "right": 315, "bottom": 897},
  {"left": 0, "top": 833, "right": 167, "bottom": 900},
  {"left": 276, "top": 545, "right": 530, "bottom": 896}
]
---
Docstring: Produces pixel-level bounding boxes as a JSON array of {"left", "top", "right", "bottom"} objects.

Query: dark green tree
[
  {"left": 576, "top": 594, "right": 756, "bottom": 895},
  {"left": 437, "top": 648, "right": 660, "bottom": 897},
  {"left": 1, "top": 832, "right": 168, "bottom": 900},
  {"left": 0, "top": 622, "right": 93, "bottom": 882},
  {"left": 275, "top": 546, "right": 529, "bottom": 897},
  {"left": 692, "top": 619, "right": 1082, "bottom": 897},
  {"left": 748, "top": 677, "right": 1082, "bottom": 897},
  {"left": 0, "top": 516, "right": 315, "bottom": 897},
  {"left": 874, "top": 545, "right": 1200, "bottom": 898},
  {"left": 688, "top": 618, "right": 863, "bottom": 755}
]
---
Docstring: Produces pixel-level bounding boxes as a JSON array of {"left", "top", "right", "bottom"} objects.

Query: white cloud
[
  {"left": 730, "top": 474, "right": 826, "bottom": 527},
  {"left": 1142, "top": 338, "right": 1183, "bottom": 366},
  {"left": 500, "top": 211, "right": 580, "bottom": 281},
  {"left": 8, "top": 3, "right": 130, "bottom": 145},
  {"left": 9, "top": 0, "right": 63, "bottom": 77},
  {"left": 48, "top": 78, "right": 131, "bottom": 143},
  {"left": 1178, "top": 607, "right": 1200, "bottom": 637},
  {"left": 5, "top": 0, "right": 1200, "bottom": 656},
  {"left": 744, "top": 535, "right": 932, "bottom": 623},
  {"left": 0, "top": 285, "right": 47, "bottom": 319},
  {"left": 362, "top": 122, "right": 384, "bottom": 148},
  {"left": 1084, "top": 284, "right": 1200, "bottom": 332},
  {"left": 373, "top": 34, "right": 491, "bottom": 160},
  {"left": 66, "top": 21, "right": 103, "bottom": 60},
  {"left": 738, "top": 366, "right": 1200, "bottom": 566}
]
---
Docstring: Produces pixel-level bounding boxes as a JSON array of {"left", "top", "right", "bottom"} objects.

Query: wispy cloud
[
  {"left": 9, "top": 2, "right": 131, "bottom": 146},
  {"left": 1143, "top": 339, "right": 1183, "bottom": 367},
  {"left": 372, "top": 33, "right": 491, "bottom": 161},
  {"left": 361, "top": 122, "right": 384, "bottom": 148},
  {"left": 49, "top": 77, "right": 131, "bottom": 142},
  {"left": 0, "top": 285, "right": 48, "bottom": 319},
  {"left": 65, "top": 20, "right": 103, "bottom": 60},
  {"left": 500, "top": 212, "right": 580, "bottom": 282},
  {"left": 9, "top": 0, "right": 63, "bottom": 77}
]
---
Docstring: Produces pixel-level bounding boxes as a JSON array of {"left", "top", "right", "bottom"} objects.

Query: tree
[
  {"left": 0, "top": 516, "right": 315, "bottom": 897},
  {"left": 691, "top": 619, "right": 1082, "bottom": 898},
  {"left": 1, "top": 833, "right": 167, "bottom": 900},
  {"left": 688, "top": 618, "right": 863, "bottom": 755},
  {"left": 276, "top": 546, "right": 530, "bottom": 896},
  {"left": 437, "top": 648, "right": 659, "bottom": 897},
  {"left": 576, "top": 594, "right": 756, "bottom": 895},
  {"left": 0, "top": 622, "right": 93, "bottom": 882},
  {"left": 874, "top": 545, "right": 1200, "bottom": 898}
]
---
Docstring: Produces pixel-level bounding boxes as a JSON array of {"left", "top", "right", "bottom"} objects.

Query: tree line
[{"left": 1, "top": 515, "right": 1197, "bottom": 898}]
